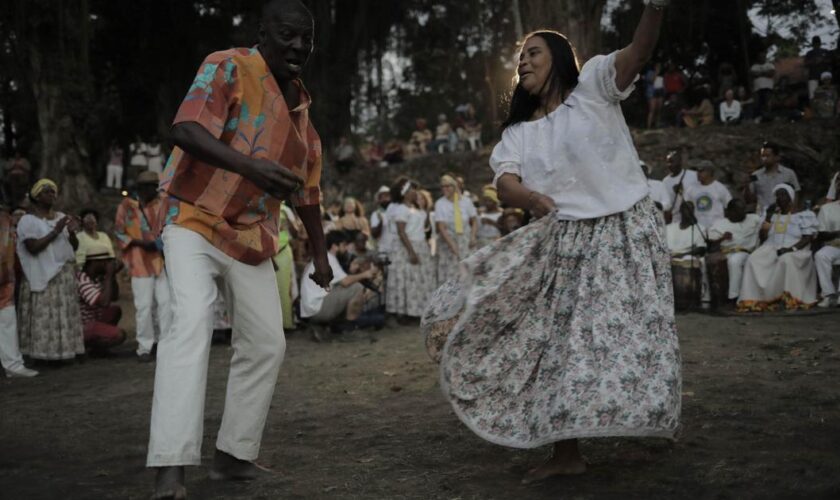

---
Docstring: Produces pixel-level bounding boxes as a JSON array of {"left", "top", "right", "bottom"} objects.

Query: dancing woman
[{"left": 422, "top": 0, "right": 680, "bottom": 483}]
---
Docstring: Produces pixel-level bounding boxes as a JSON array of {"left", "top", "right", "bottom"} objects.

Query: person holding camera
[
  {"left": 737, "top": 184, "right": 819, "bottom": 312},
  {"left": 300, "top": 230, "right": 375, "bottom": 325}
]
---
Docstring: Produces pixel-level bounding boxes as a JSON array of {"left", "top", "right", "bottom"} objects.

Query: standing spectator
[
  {"left": 476, "top": 185, "right": 502, "bottom": 247},
  {"left": 663, "top": 62, "right": 687, "bottom": 99},
  {"left": 645, "top": 62, "right": 665, "bottom": 128},
  {"left": 805, "top": 36, "right": 832, "bottom": 101},
  {"left": 129, "top": 135, "right": 149, "bottom": 184},
  {"left": 333, "top": 136, "right": 355, "bottom": 174},
  {"left": 407, "top": 118, "right": 432, "bottom": 157},
  {"left": 385, "top": 179, "right": 427, "bottom": 321},
  {"left": 716, "top": 62, "right": 738, "bottom": 99},
  {"left": 77, "top": 253, "right": 126, "bottom": 354},
  {"left": 114, "top": 171, "right": 170, "bottom": 362},
  {"left": 429, "top": 114, "right": 457, "bottom": 154},
  {"left": 145, "top": 136, "right": 166, "bottom": 174},
  {"left": 0, "top": 207, "right": 38, "bottom": 377},
  {"left": 75, "top": 209, "right": 115, "bottom": 266},
  {"left": 335, "top": 197, "right": 371, "bottom": 236},
  {"left": 661, "top": 150, "right": 700, "bottom": 224},
  {"left": 746, "top": 142, "right": 801, "bottom": 213},
  {"left": 273, "top": 203, "right": 300, "bottom": 329},
  {"left": 736, "top": 86, "right": 755, "bottom": 121},
  {"left": 811, "top": 72, "right": 838, "bottom": 119},
  {"left": 105, "top": 141, "right": 124, "bottom": 190},
  {"left": 719, "top": 88, "right": 742, "bottom": 125},
  {"left": 16, "top": 179, "right": 84, "bottom": 361},
  {"left": 370, "top": 185, "right": 391, "bottom": 252},
  {"left": 683, "top": 164, "right": 732, "bottom": 229},
  {"left": 751, "top": 51, "right": 775, "bottom": 122},
  {"left": 434, "top": 174, "right": 477, "bottom": 283},
  {"left": 4, "top": 151, "right": 32, "bottom": 207},
  {"left": 815, "top": 198, "right": 840, "bottom": 308}
]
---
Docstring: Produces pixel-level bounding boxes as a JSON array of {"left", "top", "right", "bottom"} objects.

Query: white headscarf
[{"left": 772, "top": 183, "right": 795, "bottom": 202}]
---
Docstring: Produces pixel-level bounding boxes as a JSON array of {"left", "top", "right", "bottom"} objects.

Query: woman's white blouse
[
  {"left": 767, "top": 211, "right": 819, "bottom": 248},
  {"left": 490, "top": 51, "right": 649, "bottom": 220},
  {"left": 434, "top": 196, "right": 477, "bottom": 234},
  {"left": 16, "top": 212, "right": 76, "bottom": 292}
]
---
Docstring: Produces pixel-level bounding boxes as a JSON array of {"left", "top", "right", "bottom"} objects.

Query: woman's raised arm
[{"left": 614, "top": 1, "right": 668, "bottom": 92}]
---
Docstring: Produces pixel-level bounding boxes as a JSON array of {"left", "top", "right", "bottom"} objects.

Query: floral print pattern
[
  {"left": 387, "top": 239, "right": 435, "bottom": 317},
  {"left": 421, "top": 198, "right": 681, "bottom": 448},
  {"left": 18, "top": 263, "right": 85, "bottom": 360}
]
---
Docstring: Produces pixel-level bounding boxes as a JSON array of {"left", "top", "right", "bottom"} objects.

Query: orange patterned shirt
[
  {"left": 160, "top": 47, "right": 322, "bottom": 265},
  {"left": 0, "top": 211, "right": 15, "bottom": 308},
  {"left": 114, "top": 196, "right": 165, "bottom": 278}
]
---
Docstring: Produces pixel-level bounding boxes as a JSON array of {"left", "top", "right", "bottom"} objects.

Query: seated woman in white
[
  {"left": 706, "top": 199, "right": 762, "bottom": 301},
  {"left": 666, "top": 201, "right": 710, "bottom": 303},
  {"left": 738, "top": 184, "right": 819, "bottom": 311}
]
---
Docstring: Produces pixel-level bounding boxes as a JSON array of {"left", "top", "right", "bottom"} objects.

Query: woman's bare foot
[
  {"left": 153, "top": 466, "right": 186, "bottom": 499},
  {"left": 522, "top": 440, "right": 586, "bottom": 484}
]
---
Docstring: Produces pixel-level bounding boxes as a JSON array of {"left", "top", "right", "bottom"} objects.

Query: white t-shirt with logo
[{"left": 684, "top": 180, "right": 732, "bottom": 229}]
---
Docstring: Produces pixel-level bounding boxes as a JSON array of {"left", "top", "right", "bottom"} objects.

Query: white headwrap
[{"left": 772, "top": 183, "right": 795, "bottom": 202}]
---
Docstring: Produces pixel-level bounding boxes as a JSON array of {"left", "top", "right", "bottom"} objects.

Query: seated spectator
[
  {"left": 77, "top": 253, "right": 126, "bottom": 354},
  {"left": 0, "top": 206, "right": 37, "bottom": 377},
  {"left": 666, "top": 201, "right": 710, "bottom": 304},
  {"left": 746, "top": 142, "right": 801, "bottom": 214},
  {"left": 719, "top": 89, "right": 742, "bottom": 125},
  {"left": 641, "top": 161, "right": 672, "bottom": 213},
  {"left": 706, "top": 199, "right": 762, "bottom": 303},
  {"left": 429, "top": 114, "right": 457, "bottom": 154},
  {"left": 407, "top": 118, "right": 432, "bottom": 157},
  {"left": 75, "top": 208, "right": 115, "bottom": 266},
  {"left": 455, "top": 103, "right": 482, "bottom": 151},
  {"left": 383, "top": 139, "right": 405, "bottom": 164},
  {"left": 335, "top": 197, "right": 371, "bottom": 236},
  {"left": 347, "top": 231, "right": 370, "bottom": 261},
  {"left": 681, "top": 89, "right": 714, "bottom": 128},
  {"left": 770, "top": 77, "right": 803, "bottom": 122},
  {"left": 661, "top": 150, "right": 700, "bottom": 224},
  {"left": 737, "top": 86, "right": 755, "bottom": 121},
  {"left": 333, "top": 136, "right": 356, "bottom": 174},
  {"left": 299, "top": 231, "right": 377, "bottom": 328},
  {"left": 738, "top": 184, "right": 819, "bottom": 311},
  {"left": 811, "top": 72, "right": 838, "bottom": 119},
  {"left": 683, "top": 163, "right": 732, "bottom": 229},
  {"left": 815, "top": 198, "right": 840, "bottom": 308}
]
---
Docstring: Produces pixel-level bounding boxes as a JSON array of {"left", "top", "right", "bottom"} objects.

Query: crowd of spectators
[{"left": 643, "top": 37, "right": 840, "bottom": 129}]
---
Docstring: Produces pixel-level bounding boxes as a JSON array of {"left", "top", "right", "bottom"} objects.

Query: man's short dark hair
[
  {"left": 762, "top": 142, "right": 781, "bottom": 155},
  {"left": 326, "top": 230, "right": 348, "bottom": 249}
]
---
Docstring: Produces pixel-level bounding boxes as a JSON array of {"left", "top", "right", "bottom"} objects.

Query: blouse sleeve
[
  {"left": 576, "top": 51, "right": 637, "bottom": 104},
  {"left": 433, "top": 199, "right": 449, "bottom": 223},
  {"left": 489, "top": 125, "right": 522, "bottom": 187},
  {"left": 16, "top": 215, "right": 44, "bottom": 241}
]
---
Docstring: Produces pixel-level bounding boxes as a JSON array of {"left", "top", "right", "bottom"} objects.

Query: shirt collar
[{"left": 253, "top": 46, "right": 312, "bottom": 113}]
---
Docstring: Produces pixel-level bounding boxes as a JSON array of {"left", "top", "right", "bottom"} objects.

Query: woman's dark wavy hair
[{"left": 501, "top": 31, "right": 581, "bottom": 130}]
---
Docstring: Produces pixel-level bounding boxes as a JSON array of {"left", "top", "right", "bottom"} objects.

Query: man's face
[
  {"left": 378, "top": 192, "right": 390, "bottom": 208},
  {"left": 698, "top": 169, "right": 713, "bottom": 185},
  {"left": 666, "top": 152, "right": 682, "bottom": 174},
  {"left": 760, "top": 148, "right": 778, "bottom": 167},
  {"left": 726, "top": 200, "right": 746, "bottom": 221},
  {"left": 259, "top": 9, "right": 314, "bottom": 81}
]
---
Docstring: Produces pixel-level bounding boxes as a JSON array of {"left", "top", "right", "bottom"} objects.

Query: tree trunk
[{"left": 518, "top": 0, "right": 607, "bottom": 62}]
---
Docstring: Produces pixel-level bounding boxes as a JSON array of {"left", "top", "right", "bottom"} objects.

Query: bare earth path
[{"left": 2, "top": 312, "right": 840, "bottom": 499}]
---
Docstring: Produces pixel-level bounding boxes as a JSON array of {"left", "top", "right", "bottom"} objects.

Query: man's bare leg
[
  {"left": 153, "top": 466, "right": 186, "bottom": 499},
  {"left": 522, "top": 439, "right": 586, "bottom": 484}
]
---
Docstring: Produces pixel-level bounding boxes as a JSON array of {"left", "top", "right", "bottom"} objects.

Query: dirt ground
[{"left": 2, "top": 303, "right": 840, "bottom": 499}]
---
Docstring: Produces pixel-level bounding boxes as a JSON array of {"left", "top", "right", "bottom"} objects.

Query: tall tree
[{"left": 518, "top": 0, "right": 609, "bottom": 61}]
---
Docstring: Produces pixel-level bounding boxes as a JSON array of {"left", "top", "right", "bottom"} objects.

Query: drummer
[
  {"left": 666, "top": 201, "right": 710, "bottom": 305},
  {"left": 706, "top": 199, "right": 762, "bottom": 304}
]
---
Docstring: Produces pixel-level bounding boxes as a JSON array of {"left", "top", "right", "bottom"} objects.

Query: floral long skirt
[
  {"left": 18, "top": 263, "right": 85, "bottom": 360},
  {"left": 421, "top": 198, "right": 681, "bottom": 448},
  {"left": 436, "top": 232, "right": 471, "bottom": 286},
  {"left": 387, "top": 239, "right": 435, "bottom": 317}
]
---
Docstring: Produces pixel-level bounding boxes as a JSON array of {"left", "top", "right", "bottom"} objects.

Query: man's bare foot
[
  {"left": 153, "top": 466, "right": 186, "bottom": 499},
  {"left": 521, "top": 440, "right": 586, "bottom": 484},
  {"left": 209, "top": 449, "right": 259, "bottom": 481}
]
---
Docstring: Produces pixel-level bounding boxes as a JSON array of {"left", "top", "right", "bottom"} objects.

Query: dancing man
[
  {"left": 147, "top": 1, "right": 331, "bottom": 497},
  {"left": 422, "top": 0, "right": 680, "bottom": 483}
]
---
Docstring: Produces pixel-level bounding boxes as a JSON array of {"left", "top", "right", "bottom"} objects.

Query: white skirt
[{"left": 737, "top": 245, "right": 818, "bottom": 311}]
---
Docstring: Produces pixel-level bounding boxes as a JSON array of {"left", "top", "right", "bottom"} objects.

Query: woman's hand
[
  {"left": 408, "top": 251, "right": 420, "bottom": 265},
  {"left": 528, "top": 192, "right": 556, "bottom": 219}
]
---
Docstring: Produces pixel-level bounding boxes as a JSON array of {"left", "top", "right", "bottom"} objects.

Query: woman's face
[
  {"left": 441, "top": 183, "right": 456, "bottom": 200},
  {"left": 36, "top": 185, "right": 57, "bottom": 207},
  {"left": 518, "top": 36, "right": 552, "bottom": 96},
  {"left": 404, "top": 189, "right": 417, "bottom": 206},
  {"left": 343, "top": 199, "right": 356, "bottom": 215},
  {"left": 775, "top": 190, "right": 792, "bottom": 210},
  {"left": 416, "top": 193, "right": 428, "bottom": 210},
  {"left": 82, "top": 213, "right": 98, "bottom": 232}
]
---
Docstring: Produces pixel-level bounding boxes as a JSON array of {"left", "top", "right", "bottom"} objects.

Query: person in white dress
[
  {"left": 666, "top": 201, "right": 710, "bottom": 303},
  {"left": 145, "top": 136, "right": 166, "bottom": 174},
  {"left": 433, "top": 174, "right": 477, "bottom": 284},
  {"left": 815, "top": 200, "right": 840, "bottom": 307},
  {"left": 682, "top": 164, "right": 732, "bottom": 229},
  {"left": 738, "top": 184, "right": 819, "bottom": 311},
  {"left": 421, "top": 0, "right": 679, "bottom": 482},
  {"left": 706, "top": 199, "right": 762, "bottom": 302},
  {"left": 661, "top": 150, "right": 700, "bottom": 224}
]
